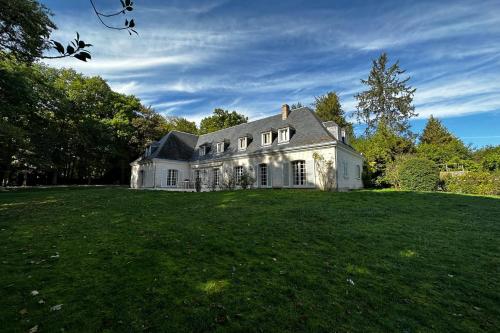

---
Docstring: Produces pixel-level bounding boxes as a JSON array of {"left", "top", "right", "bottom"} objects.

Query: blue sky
[{"left": 41, "top": 0, "right": 500, "bottom": 147}]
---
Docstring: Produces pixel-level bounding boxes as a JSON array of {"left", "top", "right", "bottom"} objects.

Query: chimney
[{"left": 281, "top": 104, "right": 290, "bottom": 120}]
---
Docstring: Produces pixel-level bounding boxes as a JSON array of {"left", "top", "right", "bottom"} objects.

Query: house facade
[{"left": 130, "top": 105, "right": 363, "bottom": 191}]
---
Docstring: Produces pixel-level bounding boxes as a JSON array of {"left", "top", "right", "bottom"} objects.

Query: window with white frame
[
  {"left": 216, "top": 142, "right": 225, "bottom": 154},
  {"left": 238, "top": 137, "right": 247, "bottom": 151},
  {"left": 234, "top": 166, "right": 244, "bottom": 184},
  {"left": 199, "top": 146, "right": 206, "bottom": 156},
  {"left": 259, "top": 164, "right": 268, "bottom": 187},
  {"left": 195, "top": 169, "right": 201, "bottom": 181},
  {"left": 261, "top": 132, "right": 272, "bottom": 146},
  {"left": 167, "top": 169, "right": 178, "bottom": 187},
  {"left": 356, "top": 165, "right": 361, "bottom": 179},
  {"left": 213, "top": 168, "right": 220, "bottom": 186},
  {"left": 343, "top": 161, "right": 348, "bottom": 178},
  {"left": 278, "top": 128, "right": 289, "bottom": 143},
  {"left": 292, "top": 160, "right": 306, "bottom": 186}
]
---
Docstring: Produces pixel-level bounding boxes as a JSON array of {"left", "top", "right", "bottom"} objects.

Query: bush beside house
[{"left": 398, "top": 158, "right": 440, "bottom": 191}]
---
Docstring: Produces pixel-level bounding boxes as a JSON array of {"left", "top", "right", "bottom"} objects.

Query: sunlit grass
[
  {"left": 199, "top": 280, "right": 230, "bottom": 294},
  {"left": 0, "top": 187, "right": 499, "bottom": 332}
]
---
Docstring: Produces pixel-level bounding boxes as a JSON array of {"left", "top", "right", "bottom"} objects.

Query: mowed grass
[{"left": 0, "top": 188, "right": 499, "bottom": 332}]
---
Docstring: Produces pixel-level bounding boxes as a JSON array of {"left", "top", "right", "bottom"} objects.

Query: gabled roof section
[
  {"left": 191, "top": 107, "right": 335, "bottom": 161},
  {"left": 135, "top": 131, "right": 198, "bottom": 162}
]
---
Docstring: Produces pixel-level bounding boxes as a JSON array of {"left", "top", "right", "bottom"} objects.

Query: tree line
[{"left": 0, "top": 57, "right": 253, "bottom": 186}]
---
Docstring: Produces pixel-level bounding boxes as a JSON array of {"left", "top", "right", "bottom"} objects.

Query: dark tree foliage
[
  {"left": 290, "top": 102, "right": 303, "bottom": 110},
  {"left": 355, "top": 53, "right": 417, "bottom": 136},
  {"left": 199, "top": 108, "right": 248, "bottom": 134},
  {"left": 0, "top": 58, "right": 186, "bottom": 186},
  {"left": 0, "top": 0, "right": 56, "bottom": 63}
]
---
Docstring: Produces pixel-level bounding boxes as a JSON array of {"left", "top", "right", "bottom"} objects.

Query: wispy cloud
[{"left": 40, "top": 0, "right": 500, "bottom": 145}]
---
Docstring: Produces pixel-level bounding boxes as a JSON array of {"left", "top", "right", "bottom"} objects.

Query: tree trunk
[
  {"left": 51, "top": 171, "right": 58, "bottom": 185},
  {"left": 22, "top": 171, "right": 27, "bottom": 187}
]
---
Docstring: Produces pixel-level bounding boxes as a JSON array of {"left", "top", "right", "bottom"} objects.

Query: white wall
[
  {"left": 336, "top": 146, "right": 363, "bottom": 190},
  {"left": 130, "top": 162, "right": 156, "bottom": 188},
  {"left": 131, "top": 144, "right": 363, "bottom": 190},
  {"left": 154, "top": 160, "right": 191, "bottom": 188},
  {"left": 192, "top": 146, "right": 337, "bottom": 189}
]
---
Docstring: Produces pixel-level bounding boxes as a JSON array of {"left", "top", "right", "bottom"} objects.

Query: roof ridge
[{"left": 197, "top": 107, "right": 313, "bottom": 137}]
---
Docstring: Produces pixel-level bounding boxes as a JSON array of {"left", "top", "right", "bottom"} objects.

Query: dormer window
[
  {"left": 238, "top": 137, "right": 248, "bottom": 151},
  {"left": 261, "top": 132, "right": 272, "bottom": 146},
  {"left": 216, "top": 142, "right": 225, "bottom": 154},
  {"left": 199, "top": 146, "right": 206, "bottom": 156},
  {"left": 278, "top": 128, "right": 290, "bottom": 143}
]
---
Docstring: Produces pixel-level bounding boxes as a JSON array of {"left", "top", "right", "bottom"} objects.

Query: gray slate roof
[{"left": 136, "top": 107, "right": 339, "bottom": 163}]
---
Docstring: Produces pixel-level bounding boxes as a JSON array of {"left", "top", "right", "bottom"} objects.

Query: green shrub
[
  {"left": 443, "top": 171, "right": 500, "bottom": 195},
  {"left": 398, "top": 158, "right": 439, "bottom": 191}
]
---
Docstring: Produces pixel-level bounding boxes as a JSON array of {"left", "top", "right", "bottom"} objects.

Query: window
[
  {"left": 343, "top": 161, "right": 348, "bottom": 178},
  {"left": 259, "top": 164, "right": 268, "bottom": 187},
  {"left": 195, "top": 169, "right": 201, "bottom": 181},
  {"left": 234, "top": 166, "right": 244, "bottom": 184},
  {"left": 216, "top": 142, "right": 225, "bottom": 154},
  {"left": 261, "top": 132, "right": 272, "bottom": 146},
  {"left": 213, "top": 168, "right": 220, "bottom": 186},
  {"left": 278, "top": 128, "right": 289, "bottom": 143},
  {"left": 167, "top": 169, "right": 178, "bottom": 187},
  {"left": 356, "top": 165, "right": 361, "bottom": 179},
  {"left": 341, "top": 129, "right": 346, "bottom": 143},
  {"left": 238, "top": 137, "right": 247, "bottom": 151},
  {"left": 199, "top": 146, "right": 206, "bottom": 156},
  {"left": 292, "top": 160, "right": 306, "bottom": 186}
]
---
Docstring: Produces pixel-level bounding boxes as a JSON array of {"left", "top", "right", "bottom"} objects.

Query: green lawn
[{"left": 0, "top": 188, "right": 499, "bottom": 332}]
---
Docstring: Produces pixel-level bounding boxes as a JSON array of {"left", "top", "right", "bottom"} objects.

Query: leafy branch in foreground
[
  {"left": 43, "top": 33, "right": 92, "bottom": 61},
  {"left": 90, "top": 0, "right": 138, "bottom": 35},
  {"left": 44, "top": 0, "right": 137, "bottom": 62}
]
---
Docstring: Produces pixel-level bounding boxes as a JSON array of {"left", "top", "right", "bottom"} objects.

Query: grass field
[{"left": 0, "top": 187, "right": 499, "bottom": 332}]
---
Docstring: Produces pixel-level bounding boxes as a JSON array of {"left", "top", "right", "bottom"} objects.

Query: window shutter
[
  {"left": 306, "top": 159, "right": 315, "bottom": 187},
  {"left": 268, "top": 164, "right": 273, "bottom": 188},
  {"left": 160, "top": 169, "right": 166, "bottom": 187},
  {"left": 283, "top": 162, "right": 289, "bottom": 187},
  {"left": 254, "top": 164, "right": 259, "bottom": 187}
]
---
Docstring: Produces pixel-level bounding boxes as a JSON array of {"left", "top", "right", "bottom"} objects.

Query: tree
[
  {"left": 420, "top": 115, "right": 454, "bottom": 145},
  {"left": 314, "top": 91, "right": 354, "bottom": 138},
  {"left": 0, "top": 0, "right": 56, "bottom": 63},
  {"left": 314, "top": 92, "right": 348, "bottom": 126},
  {"left": 355, "top": 53, "right": 417, "bottom": 136},
  {"left": 167, "top": 117, "right": 198, "bottom": 134},
  {"left": 1, "top": 57, "right": 172, "bottom": 186},
  {"left": 290, "top": 102, "right": 303, "bottom": 110},
  {"left": 473, "top": 145, "right": 500, "bottom": 172},
  {"left": 199, "top": 108, "right": 247, "bottom": 134},
  {"left": 417, "top": 116, "right": 471, "bottom": 167},
  {"left": 351, "top": 121, "right": 415, "bottom": 187}
]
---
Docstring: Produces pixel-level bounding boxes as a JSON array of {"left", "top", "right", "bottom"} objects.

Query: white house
[{"left": 130, "top": 105, "right": 363, "bottom": 191}]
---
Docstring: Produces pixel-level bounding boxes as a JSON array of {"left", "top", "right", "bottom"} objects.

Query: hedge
[
  {"left": 398, "top": 158, "right": 439, "bottom": 191},
  {"left": 443, "top": 172, "right": 500, "bottom": 196}
]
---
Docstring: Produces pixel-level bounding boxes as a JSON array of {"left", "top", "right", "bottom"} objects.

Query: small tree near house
[
  {"left": 313, "top": 152, "right": 335, "bottom": 191},
  {"left": 239, "top": 169, "right": 255, "bottom": 190}
]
